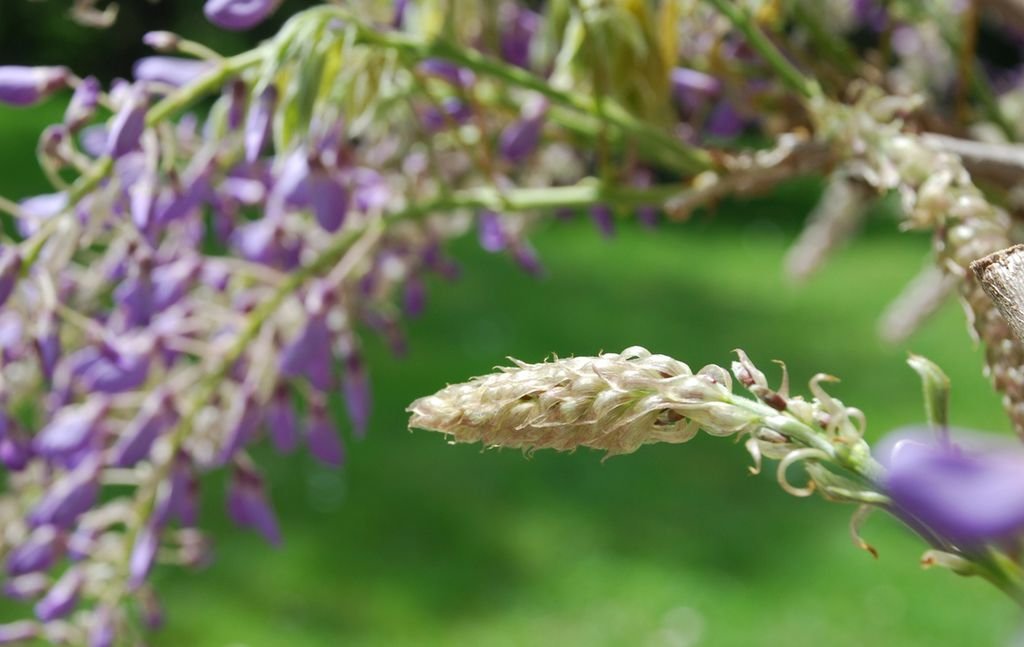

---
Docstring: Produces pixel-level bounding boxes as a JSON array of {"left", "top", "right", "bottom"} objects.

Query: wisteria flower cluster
[{"left": 4, "top": 0, "right": 1024, "bottom": 642}]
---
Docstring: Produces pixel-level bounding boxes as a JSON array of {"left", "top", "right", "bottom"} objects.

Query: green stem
[{"left": 703, "top": 0, "right": 821, "bottom": 100}]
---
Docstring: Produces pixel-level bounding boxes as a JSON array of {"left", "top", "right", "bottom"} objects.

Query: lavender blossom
[
  {"left": 0, "top": 66, "right": 70, "bottom": 106},
  {"left": 880, "top": 428, "right": 1024, "bottom": 545},
  {"left": 204, "top": 0, "right": 282, "bottom": 31},
  {"left": 227, "top": 467, "right": 282, "bottom": 546},
  {"left": 307, "top": 401, "right": 344, "bottom": 467},
  {"left": 133, "top": 57, "right": 214, "bottom": 88},
  {"left": 34, "top": 567, "right": 83, "bottom": 621}
]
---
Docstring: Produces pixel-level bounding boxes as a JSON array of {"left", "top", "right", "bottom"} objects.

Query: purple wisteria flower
[
  {"left": 0, "top": 66, "right": 70, "bottom": 106},
  {"left": 879, "top": 428, "right": 1024, "bottom": 545},
  {"left": 204, "top": 0, "right": 282, "bottom": 31}
]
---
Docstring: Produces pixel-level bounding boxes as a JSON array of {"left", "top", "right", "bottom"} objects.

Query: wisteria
[{"left": 3, "top": 0, "right": 1024, "bottom": 642}]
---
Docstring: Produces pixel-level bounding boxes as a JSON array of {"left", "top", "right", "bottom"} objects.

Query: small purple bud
[
  {"left": 422, "top": 98, "right": 473, "bottom": 131},
  {"left": 35, "top": 323, "right": 61, "bottom": 383},
  {"left": 34, "top": 566, "right": 83, "bottom": 621},
  {"left": 0, "top": 431, "right": 31, "bottom": 471},
  {"left": 142, "top": 31, "right": 181, "bottom": 52},
  {"left": 343, "top": 353, "right": 371, "bottom": 438},
  {"left": 352, "top": 167, "right": 390, "bottom": 213},
  {"left": 280, "top": 315, "right": 335, "bottom": 392},
  {"left": 65, "top": 76, "right": 101, "bottom": 129},
  {"left": 204, "top": 0, "right": 282, "bottom": 31},
  {"left": 266, "top": 387, "right": 298, "bottom": 453},
  {"left": 403, "top": 276, "right": 426, "bottom": 318},
  {"left": 105, "top": 91, "right": 147, "bottom": 158},
  {"left": 307, "top": 402, "right": 345, "bottom": 468},
  {"left": 0, "top": 248, "right": 22, "bottom": 308},
  {"left": 500, "top": 5, "right": 540, "bottom": 68},
  {"left": 134, "top": 57, "right": 214, "bottom": 89},
  {"left": 232, "top": 218, "right": 299, "bottom": 269},
  {"left": 139, "top": 587, "right": 164, "bottom": 629},
  {"left": 152, "top": 257, "right": 200, "bottom": 309},
  {"left": 34, "top": 398, "right": 107, "bottom": 458},
  {"left": 499, "top": 99, "right": 547, "bottom": 164},
  {"left": 3, "top": 574, "right": 50, "bottom": 601},
  {"left": 29, "top": 458, "right": 101, "bottom": 528},
  {"left": 110, "top": 393, "right": 175, "bottom": 467},
  {"left": 153, "top": 454, "right": 196, "bottom": 527},
  {"left": 245, "top": 86, "right": 276, "bottom": 163},
  {"left": 76, "top": 347, "right": 151, "bottom": 394},
  {"left": 478, "top": 211, "right": 507, "bottom": 252},
  {"left": 706, "top": 101, "right": 747, "bottom": 139},
  {"left": 227, "top": 79, "right": 247, "bottom": 130},
  {"left": 89, "top": 606, "right": 115, "bottom": 647},
  {"left": 308, "top": 169, "right": 349, "bottom": 233},
  {"left": 218, "top": 392, "right": 263, "bottom": 463},
  {"left": 129, "top": 524, "right": 159, "bottom": 588},
  {"left": 418, "top": 59, "right": 475, "bottom": 87},
  {"left": 590, "top": 205, "right": 616, "bottom": 238},
  {"left": 391, "top": 0, "right": 409, "bottom": 28},
  {"left": 19, "top": 192, "right": 67, "bottom": 237},
  {"left": 228, "top": 468, "right": 282, "bottom": 546},
  {"left": 512, "top": 241, "right": 545, "bottom": 277},
  {"left": 79, "top": 125, "right": 108, "bottom": 158},
  {"left": 0, "top": 621, "right": 39, "bottom": 644},
  {"left": 0, "top": 66, "right": 70, "bottom": 107},
  {"left": 7, "top": 527, "right": 62, "bottom": 576},
  {"left": 671, "top": 67, "right": 721, "bottom": 109}
]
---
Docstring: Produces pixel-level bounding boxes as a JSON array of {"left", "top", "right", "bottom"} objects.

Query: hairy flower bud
[{"left": 408, "top": 347, "right": 760, "bottom": 456}]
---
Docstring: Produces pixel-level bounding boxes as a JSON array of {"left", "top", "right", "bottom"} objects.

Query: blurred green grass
[{"left": 1, "top": 102, "right": 1020, "bottom": 646}]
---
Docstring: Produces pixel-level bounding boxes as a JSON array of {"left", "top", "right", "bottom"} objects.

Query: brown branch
[{"left": 970, "top": 245, "right": 1024, "bottom": 345}]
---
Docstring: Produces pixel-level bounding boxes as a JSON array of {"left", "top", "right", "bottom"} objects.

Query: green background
[{"left": 1, "top": 5, "right": 1021, "bottom": 646}]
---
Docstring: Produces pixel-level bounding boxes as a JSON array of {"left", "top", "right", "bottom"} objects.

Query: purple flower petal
[
  {"left": 307, "top": 403, "right": 345, "bottom": 468},
  {"left": 0, "top": 66, "right": 69, "bottom": 107},
  {"left": 133, "top": 57, "right": 214, "bottom": 88},
  {"left": 280, "top": 315, "right": 335, "bottom": 392},
  {"left": 4, "top": 574, "right": 50, "bottom": 601},
  {"left": 129, "top": 524, "right": 159, "bottom": 588},
  {"left": 500, "top": 5, "right": 539, "bottom": 68},
  {"left": 418, "top": 59, "right": 475, "bottom": 87},
  {"left": 34, "top": 566, "right": 83, "bottom": 621},
  {"left": 6, "top": 527, "right": 61, "bottom": 576},
  {"left": 110, "top": 393, "right": 175, "bottom": 467},
  {"left": 65, "top": 76, "right": 101, "bottom": 129},
  {"left": 29, "top": 459, "right": 101, "bottom": 528},
  {"left": 204, "top": 0, "right": 281, "bottom": 31},
  {"left": 89, "top": 606, "right": 115, "bottom": 647},
  {"left": 309, "top": 169, "right": 349, "bottom": 233},
  {"left": 227, "top": 468, "right": 281, "bottom": 546},
  {"left": 245, "top": 86, "right": 276, "bottom": 163},
  {"left": 106, "top": 91, "right": 148, "bottom": 158},
  {"left": 34, "top": 398, "right": 107, "bottom": 459},
  {"left": 343, "top": 353, "right": 371, "bottom": 438},
  {"left": 266, "top": 387, "right": 298, "bottom": 453},
  {"left": 478, "top": 211, "right": 507, "bottom": 252},
  {"left": 0, "top": 621, "right": 39, "bottom": 644},
  {"left": 881, "top": 427, "right": 1024, "bottom": 545},
  {"left": 590, "top": 205, "right": 616, "bottom": 238},
  {"left": 403, "top": 275, "right": 426, "bottom": 318},
  {"left": 218, "top": 392, "right": 263, "bottom": 463}
]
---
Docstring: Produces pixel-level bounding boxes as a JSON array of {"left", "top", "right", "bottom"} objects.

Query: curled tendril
[{"left": 776, "top": 448, "right": 831, "bottom": 497}]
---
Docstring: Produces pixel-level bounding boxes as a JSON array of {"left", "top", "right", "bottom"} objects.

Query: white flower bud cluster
[
  {"left": 811, "top": 89, "right": 1024, "bottom": 435},
  {"left": 408, "top": 347, "right": 873, "bottom": 480}
]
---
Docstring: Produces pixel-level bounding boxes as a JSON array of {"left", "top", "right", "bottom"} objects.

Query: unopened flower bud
[{"left": 0, "top": 66, "right": 70, "bottom": 107}]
